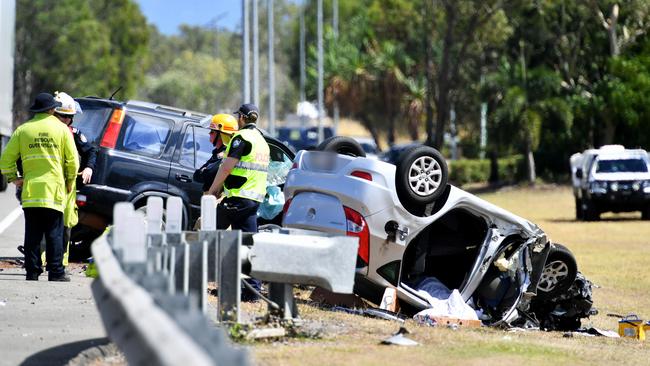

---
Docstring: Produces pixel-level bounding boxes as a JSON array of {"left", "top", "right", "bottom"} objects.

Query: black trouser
[
  {"left": 217, "top": 196, "right": 261, "bottom": 300},
  {"left": 217, "top": 197, "right": 260, "bottom": 232},
  {"left": 23, "top": 208, "right": 65, "bottom": 277}
]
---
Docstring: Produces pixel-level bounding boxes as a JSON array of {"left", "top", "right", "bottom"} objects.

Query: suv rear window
[
  {"left": 119, "top": 112, "right": 173, "bottom": 157},
  {"left": 596, "top": 159, "right": 648, "bottom": 173},
  {"left": 72, "top": 104, "right": 113, "bottom": 143}
]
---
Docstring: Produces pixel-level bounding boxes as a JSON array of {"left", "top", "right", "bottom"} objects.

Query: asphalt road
[{"left": 0, "top": 185, "right": 107, "bottom": 366}]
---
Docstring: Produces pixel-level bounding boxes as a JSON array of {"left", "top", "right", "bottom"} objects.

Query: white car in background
[
  {"left": 571, "top": 144, "right": 650, "bottom": 221},
  {"left": 283, "top": 137, "right": 595, "bottom": 330}
]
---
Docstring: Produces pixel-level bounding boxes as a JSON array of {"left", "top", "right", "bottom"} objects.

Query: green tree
[{"left": 13, "top": 0, "right": 149, "bottom": 124}]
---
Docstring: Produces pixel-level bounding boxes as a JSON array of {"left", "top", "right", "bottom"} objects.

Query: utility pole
[
  {"left": 299, "top": 3, "right": 307, "bottom": 127},
  {"left": 268, "top": 0, "right": 275, "bottom": 135},
  {"left": 332, "top": 0, "right": 339, "bottom": 135},
  {"left": 252, "top": 0, "right": 259, "bottom": 107},
  {"left": 242, "top": 0, "right": 250, "bottom": 102},
  {"left": 317, "top": 0, "right": 324, "bottom": 143}
]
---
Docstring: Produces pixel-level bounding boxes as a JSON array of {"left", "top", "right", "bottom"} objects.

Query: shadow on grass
[{"left": 548, "top": 217, "right": 644, "bottom": 223}]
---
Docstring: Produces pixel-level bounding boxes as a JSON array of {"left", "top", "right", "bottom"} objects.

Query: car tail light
[
  {"left": 344, "top": 206, "right": 369, "bottom": 266},
  {"left": 350, "top": 170, "right": 372, "bottom": 181},
  {"left": 281, "top": 197, "right": 293, "bottom": 222},
  {"left": 76, "top": 194, "right": 87, "bottom": 207},
  {"left": 100, "top": 108, "right": 126, "bottom": 148}
]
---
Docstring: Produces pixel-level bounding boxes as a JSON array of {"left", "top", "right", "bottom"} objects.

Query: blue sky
[{"left": 135, "top": 0, "right": 242, "bottom": 35}]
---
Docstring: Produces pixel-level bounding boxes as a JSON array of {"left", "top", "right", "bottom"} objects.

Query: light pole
[
  {"left": 253, "top": 0, "right": 259, "bottom": 106},
  {"left": 332, "top": 0, "right": 339, "bottom": 135},
  {"left": 299, "top": 3, "right": 306, "bottom": 127},
  {"left": 317, "top": 0, "right": 324, "bottom": 143},
  {"left": 268, "top": 0, "right": 275, "bottom": 135},
  {"left": 242, "top": 0, "right": 250, "bottom": 102}
]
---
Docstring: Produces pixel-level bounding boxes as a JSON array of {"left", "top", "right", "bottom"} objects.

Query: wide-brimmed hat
[{"left": 29, "top": 93, "right": 62, "bottom": 113}]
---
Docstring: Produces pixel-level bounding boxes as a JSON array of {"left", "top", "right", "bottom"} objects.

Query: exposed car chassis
[{"left": 282, "top": 144, "right": 595, "bottom": 330}]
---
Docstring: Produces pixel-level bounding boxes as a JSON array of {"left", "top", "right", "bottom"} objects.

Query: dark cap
[
  {"left": 234, "top": 103, "right": 259, "bottom": 120},
  {"left": 29, "top": 93, "right": 62, "bottom": 113}
]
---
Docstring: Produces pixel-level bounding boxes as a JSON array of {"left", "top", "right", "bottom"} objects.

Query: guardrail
[{"left": 91, "top": 195, "right": 358, "bottom": 366}]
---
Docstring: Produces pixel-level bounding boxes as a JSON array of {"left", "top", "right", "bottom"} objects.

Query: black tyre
[
  {"left": 536, "top": 243, "right": 578, "bottom": 300},
  {"left": 316, "top": 136, "right": 366, "bottom": 158},
  {"left": 575, "top": 198, "right": 583, "bottom": 221},
  {"left": 395, "top": 145, "right": 448, "bottom": 206},
  {"left": 642, "top": 207, "right": 650, "bottom": 221},
  {"left": 583, "top": 199, "right": 600, "bottom": 221},
  {"left": 69, "top": 226, "right": 103, "bottom": 261}
]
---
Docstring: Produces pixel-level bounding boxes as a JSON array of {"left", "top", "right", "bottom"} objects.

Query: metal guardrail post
[
  {"left": 218, "top": 230, "right": 242, "bottom": 323},
  {"left": 268, "top": 283, "right": 298, "bottom": 320},
  {"left": 146, "top": 196, "right": 164, "bottom": 247},
  {"left": 92, "top": 195, "right": 360, "bottom": 365}
]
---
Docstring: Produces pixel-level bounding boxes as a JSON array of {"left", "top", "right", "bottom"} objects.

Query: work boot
[
  {"left": 48, "top": 274, "right": 71, "bottom": 282},
  {"left": 26, "top": 274, "right": 39, "bottom": 281}
]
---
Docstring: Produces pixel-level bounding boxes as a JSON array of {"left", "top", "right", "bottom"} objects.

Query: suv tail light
[
  {"left": 343, "top": 206, "right": 369, "bottom": 267},
  {"left": 100, "top": 108, "right": 126, "bottom": 148},
  {"left": 76, "top": 194, "right": 87, "bottom": 207},
  {"left": 350, "top": 170, "right": 372, "bottom": 181}
]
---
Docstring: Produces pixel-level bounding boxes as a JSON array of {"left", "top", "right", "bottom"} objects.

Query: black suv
[{"left": 71, "top": 97, "right": 295, "bottom": 257}]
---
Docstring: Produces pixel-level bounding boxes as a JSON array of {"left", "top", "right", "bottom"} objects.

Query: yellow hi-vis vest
[
  {"left": 223, "top": 128, "right": 270, "bottom": 202},
  {"left": 0, "top": 113, "right": 79, "bottom": 212}
]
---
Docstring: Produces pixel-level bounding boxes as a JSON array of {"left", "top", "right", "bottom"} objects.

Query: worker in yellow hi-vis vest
[
  {"left": 0, "top": 93, "right": 79, "bottom": 281},
  {"left": 206, "top": 103, "right": 269, "bottom": 301}
]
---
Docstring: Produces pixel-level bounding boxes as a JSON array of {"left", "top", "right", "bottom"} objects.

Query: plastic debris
[
  {"left": 413, "top": 290, "right": 479, "bottom": 321},
  {"left": 381, "top": 327, "right": 418, "bottom": 346}
]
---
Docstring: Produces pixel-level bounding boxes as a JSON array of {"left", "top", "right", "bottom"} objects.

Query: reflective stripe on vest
[
  {"left": 235, "top": 161, "right": 268, "bottom": 172},
  {"left": 22, "top": 198, "right": 63, "bottom": 205},
  {"left": 23, "top": 154, "right": 62, "bottom": 162}
]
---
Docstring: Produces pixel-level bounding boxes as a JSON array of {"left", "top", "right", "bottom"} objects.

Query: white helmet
[{"left": 54, "top": 91, "right": 82, "bottom": 115}]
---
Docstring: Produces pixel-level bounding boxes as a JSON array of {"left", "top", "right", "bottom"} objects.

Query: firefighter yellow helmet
[{"left": 209, "top": 114, "right": 238, "bottom": 135}]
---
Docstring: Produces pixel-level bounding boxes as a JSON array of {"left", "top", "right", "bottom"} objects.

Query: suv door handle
[{"left": 175, "top": 173, "right": 192, "bottom": 183}]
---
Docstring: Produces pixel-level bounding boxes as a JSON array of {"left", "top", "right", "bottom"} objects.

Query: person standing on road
[
  {"left": 206, "top": 103, "right": 269, "bottom": 301},
  {"left": 0, "top": 93, "right": 79, "bottom": 281},
  {"left": 52, "top": 91, "right": 96, "bottom": 264},
  {"left": 193, "top": 114, "right": 239, "bottom": 194}
]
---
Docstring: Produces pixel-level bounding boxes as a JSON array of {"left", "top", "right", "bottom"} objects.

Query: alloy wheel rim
[
  {"left": 537, "top": 260, "right": 569, "bottom": 292},
  {"left": 408, "top": 156, "right": 442, "bottom": 196}
]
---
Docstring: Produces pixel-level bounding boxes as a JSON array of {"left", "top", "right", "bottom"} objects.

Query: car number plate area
[{"left": 284, "top": 192, "right": 347, "bottom": 233}]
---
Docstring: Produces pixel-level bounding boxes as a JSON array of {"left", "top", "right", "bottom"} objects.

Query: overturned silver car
[{"left": 282, "top": 137, "right": 595, "bottom": 330}]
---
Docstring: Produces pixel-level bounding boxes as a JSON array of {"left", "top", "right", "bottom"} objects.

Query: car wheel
[
  {"left": 536, "top": 243, "right": 578, "bottom": 300},
  {"left": 642, "top": 207, "right": 650, "bottom": 220},
  {"left": 135, "top": 204, "right": 167, "bottom": 231},
  {"left": 316, "top": 136, "right": 366, "bottom": 157},
  {"left": 395, "top": 145, "right": 448, "bottom": 206},
  {"left": 69, "top": 226, "right": 103, "bottom": 261},
  {"left": 575, "top": 198, "right": 583, "bottom": 221},
  {"left": 583, "top": 199, "right": 599, "bottom": 221}
]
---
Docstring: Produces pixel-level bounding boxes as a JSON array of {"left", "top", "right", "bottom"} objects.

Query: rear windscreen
[
  {"left": 72, "top": 104, "right": 113, "bottom": 143},
  {"left": 596, "top": 159, "right": 648, "bottom": 173}
]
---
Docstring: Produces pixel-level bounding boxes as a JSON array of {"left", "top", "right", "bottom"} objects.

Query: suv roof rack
[{"left": 126, "top": 100, "right": 209, "bottom": 119}]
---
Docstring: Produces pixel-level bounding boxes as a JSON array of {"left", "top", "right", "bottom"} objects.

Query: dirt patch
[{"left": 0, "top": 259, "right": 23, "bottom": 269}]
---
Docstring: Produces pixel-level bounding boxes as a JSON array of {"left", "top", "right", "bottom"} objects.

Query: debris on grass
[{"left": 380, "top": 327, "right": 419, "bottom": 346}]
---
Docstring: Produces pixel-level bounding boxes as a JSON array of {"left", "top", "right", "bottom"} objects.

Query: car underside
[{"left": 283, "top": 139, "right": 596, "bottom": 330}]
